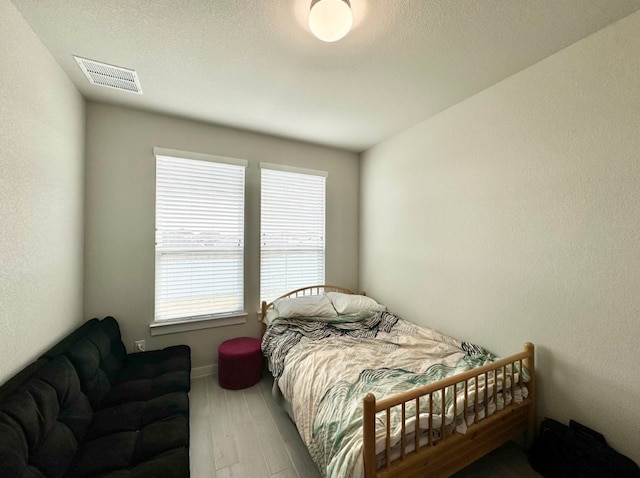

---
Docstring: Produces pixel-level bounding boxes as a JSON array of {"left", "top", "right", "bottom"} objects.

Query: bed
[{"left": 260, "top": 285, "right": 536, "bottom": 478}]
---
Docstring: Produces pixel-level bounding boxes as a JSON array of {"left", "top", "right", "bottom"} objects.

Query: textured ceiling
[{"left": 11, "top": 0, "right": 640, "bottom": 152}]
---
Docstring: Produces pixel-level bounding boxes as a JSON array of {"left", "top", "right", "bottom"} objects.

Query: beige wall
[
  {"left": 361, "top": 11, "right": 640, "bottom": 462},
  {"left": 84, "top": 103, "right": 359, "bottom": 371},
  {"left": 0, "top": 0, "right": 85, "bottom": 383}
]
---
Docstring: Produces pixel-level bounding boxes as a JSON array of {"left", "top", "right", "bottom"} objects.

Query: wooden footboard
[{"left": 362, "top": 343, "right": 536, "bottom": 478}]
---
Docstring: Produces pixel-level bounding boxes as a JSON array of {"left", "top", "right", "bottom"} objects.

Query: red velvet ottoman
[{"left": 217, "top": 337, "right": 263, "bottom": 390}]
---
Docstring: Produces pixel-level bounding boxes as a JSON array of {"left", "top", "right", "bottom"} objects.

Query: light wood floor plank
[
  {"left": 189, "top": 378, "right": 216, "bottom": 478},
  {"left": 190, "top": 414, "right": 216, "bottom": 478},
  {"left": 215, "top": 466, "right": 231, "bottom": 478},
  {"left": 225, "top": 387, "right": 271, "bottom": 478},
  {"left": 190, "top": 377, "right": 210, "bottom": 418},
  {"left": 244, "top": 384, "right": 294, "bottom": 476},
  {"left": 207, "top": 376, "right": 240, "bottom": 470}
]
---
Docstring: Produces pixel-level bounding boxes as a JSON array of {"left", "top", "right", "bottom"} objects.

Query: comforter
[{"left": 262, "top": 311, "right": 528, "bottom": 478}]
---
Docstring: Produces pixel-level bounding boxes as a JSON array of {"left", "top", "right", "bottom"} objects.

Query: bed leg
[
  {"left": 363, "top": 393, "right": 377, "bottom": 478},
  {"left": 523, "top": 342, "right": 536, "bottom": 447}
]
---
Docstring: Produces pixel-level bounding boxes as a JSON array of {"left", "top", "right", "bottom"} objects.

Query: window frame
[
  {"left": 259, "top": 162, "right": 327, "bottom": 304},
  {"left": 151, "top": 147, "right": 248, "bottom": 335}
]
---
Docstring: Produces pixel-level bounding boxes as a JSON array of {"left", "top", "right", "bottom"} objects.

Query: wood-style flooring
[{"left": 189, "top": 375, "right": 541, "bottom": 478}]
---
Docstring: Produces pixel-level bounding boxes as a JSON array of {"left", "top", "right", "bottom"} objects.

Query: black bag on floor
[{"left": 529, "top": 418, "right": 640, "bottom": 478}]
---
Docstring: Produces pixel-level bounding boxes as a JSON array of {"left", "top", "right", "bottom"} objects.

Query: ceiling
[{"left": 11, "top": 0, "right": 640, "bottom": 152}]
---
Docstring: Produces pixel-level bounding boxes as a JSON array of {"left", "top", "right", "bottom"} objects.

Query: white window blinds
[
  {"left": 155, "top": 150, "right": 246, "bottom": 322},
  {"left": 260, "top": 165, "right": 326, "bottom": 303}
]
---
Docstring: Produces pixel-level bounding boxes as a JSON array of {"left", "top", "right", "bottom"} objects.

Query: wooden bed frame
[{"left": 261, "top": 285, "right": 536, "bottom": 478}]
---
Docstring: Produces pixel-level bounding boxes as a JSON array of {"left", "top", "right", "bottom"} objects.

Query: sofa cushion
[
  {"left": 85, "top": 391, "right": 188, "bottom": 441},
  {"left": 44, "top": 317, "right": 190, "bottom": 409},
  {"left": 0, "top": 357, "right": 93, "bottom": 478},
  {"left": 118, "top": 346, "right": 191, "bottom": 382},
  {"left": 40, "top": 317, "right": 125, "bottom": 409},
  {"left": 64, "top": 337, "right": 115, "bottom": 409},
  {"left": 66, "top": 415, "right": 188, "bottom": 478},
  {"left": 102, "top": 346, "right": 191, "bottom": 407}
]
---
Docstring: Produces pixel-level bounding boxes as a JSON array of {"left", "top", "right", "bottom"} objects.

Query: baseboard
[{"left": 191, "top": 364, "right": 216, "bottom": 378}]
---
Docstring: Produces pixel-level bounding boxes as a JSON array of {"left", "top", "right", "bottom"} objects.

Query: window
[
  {"left": 154, "top": 149, "right": 246, "bottom": 322},
  {"left": 260, "top": 164, "right": 326, "bottom": 303}
]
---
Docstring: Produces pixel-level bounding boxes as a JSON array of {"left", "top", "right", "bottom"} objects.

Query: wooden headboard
[{"left": 259, "top": 284, "right": 362, "bottom": 334}]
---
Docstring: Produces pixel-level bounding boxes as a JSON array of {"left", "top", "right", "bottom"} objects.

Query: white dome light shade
[{"left": 308, "top": 0, "right": 353, "bottom": 43}]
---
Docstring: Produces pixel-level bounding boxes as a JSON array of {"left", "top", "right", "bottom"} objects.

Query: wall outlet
[{"left": 134, "top": 340, "right": 146, "bottom": 352}]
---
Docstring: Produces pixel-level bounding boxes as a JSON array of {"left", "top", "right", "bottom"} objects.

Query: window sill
[{"left": 149, "top": 312, "right": 248, "bottom": 336}]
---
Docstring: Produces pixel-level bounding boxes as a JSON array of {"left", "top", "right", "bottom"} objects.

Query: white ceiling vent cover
[{"left": 73, "top": 56, "right": 142, "bottom": 94}]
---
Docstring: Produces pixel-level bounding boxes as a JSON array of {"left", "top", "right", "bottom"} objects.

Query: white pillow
[
  {"left": 326, "top": 292, "right": 386, "bottom": 315},
  {"left": 263, "top": 308, "right": 280, "bottom": 326},
  {"left": 274, "top": 294, "right": 337, "bottom": 319}
]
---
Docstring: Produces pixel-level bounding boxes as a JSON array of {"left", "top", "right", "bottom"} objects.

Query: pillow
[
  {"left": 263, "top": 308, "right": 280, "bottom": 326},
  {"left": 274, "top": 294, "right": 337, "bottom": 319},
  {"left": 326, "top": 292, "right": 386, "bottom": 315}
]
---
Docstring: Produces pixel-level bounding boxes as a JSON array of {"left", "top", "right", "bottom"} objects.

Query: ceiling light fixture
[{"left": 308, "top": 0, "right": 353, "bottom": 43}]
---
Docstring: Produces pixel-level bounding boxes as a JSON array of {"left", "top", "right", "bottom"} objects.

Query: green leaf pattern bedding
[{"left": 262, "top": 311, "right": 529, "bottom": 478}]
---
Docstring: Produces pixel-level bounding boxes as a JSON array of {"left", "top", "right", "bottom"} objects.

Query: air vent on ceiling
[{"left": 73, "top": 56, "right": 142, "bottom": 94}]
